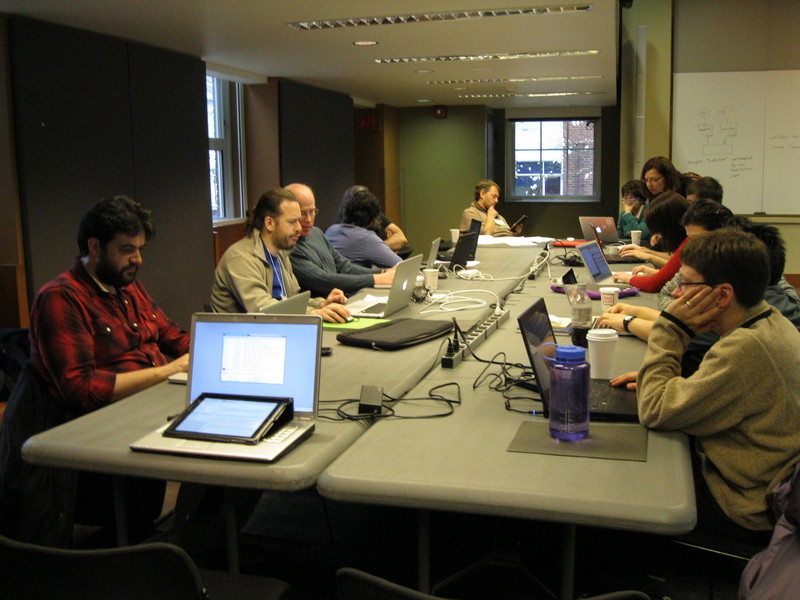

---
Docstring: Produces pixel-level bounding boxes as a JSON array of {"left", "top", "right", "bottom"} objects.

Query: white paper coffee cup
[
  {"left": 450, "top": 228, "right": 460, "bottom": 244},
  {"left": 599, "top": 287, "right": 619, "bottom": 309},
  {"left": 423, "top": 268, "right": 439, "bottom": 291},
  {"left": 630, "top": 230, "right": 642, "bottom": 246},
  {"left": 586, "top": 328, "right": 618, "bottom": 380}
]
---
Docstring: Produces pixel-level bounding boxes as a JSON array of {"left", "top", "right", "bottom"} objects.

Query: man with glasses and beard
[{"left": 27, "top": 196, "right": 190, "bottom": 541}]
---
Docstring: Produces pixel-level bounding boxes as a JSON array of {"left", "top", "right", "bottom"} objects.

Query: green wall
[{"left": 398, "top": 106, "right": 488, "bottom": 253}]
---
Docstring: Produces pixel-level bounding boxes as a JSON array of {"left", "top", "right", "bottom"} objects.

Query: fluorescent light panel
[
  {"left": 375, "top": 49, "right": 598, "bottom": 64},
  {"left": 287, "top": 5, "right": 592, "bottom": 31},
  {"left": 458, "top": 91, "right": 595, "bottom": 98},
  {"left": 428, "top": 75, "right": 603, "bottom": 84}
]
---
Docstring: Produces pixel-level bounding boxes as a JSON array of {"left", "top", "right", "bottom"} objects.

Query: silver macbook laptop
[
  {"left": 347, "top": 254, "right": 423, "bottom": 318},
  {"left": 576, "top": 241, "right": 632, "bottom": 288},
  {"left": 424, "top": 237, "right": 441, "bottom": 268},
  {"left": 517, "top": 298, "right": 639, "bottom": 422},
  {"left": 579, "top": 216, "right": 621, "bottom": 244},
  {"left": 131, "top": 312, "right": 322, "bottom": 462},
  {"left": 260, "top": 290, "right": 310, "bottom": 315}
]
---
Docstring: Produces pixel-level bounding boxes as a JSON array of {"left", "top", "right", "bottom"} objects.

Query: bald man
[{"left": 286, "top": 183, "right": 395, "bottom": 297}]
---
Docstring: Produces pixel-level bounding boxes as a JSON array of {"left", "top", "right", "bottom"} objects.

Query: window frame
[
  {"left": 505, "top": 116, "right": 601, "bottom": 203},
  {"left": 207, "top": 75, "right": 246, "bottom": 222}
]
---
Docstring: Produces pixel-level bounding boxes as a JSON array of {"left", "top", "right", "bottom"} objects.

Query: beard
[{"left": 96, "top": 252, "right": 138, "bottom": 288}]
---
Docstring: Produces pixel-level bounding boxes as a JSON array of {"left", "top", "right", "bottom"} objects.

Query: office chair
[
  {"left": 336, "top": 567, "right": 650, "bottom": 600},
  {"left": 0, "top": 534, "right": 289, "bottom": 600}
]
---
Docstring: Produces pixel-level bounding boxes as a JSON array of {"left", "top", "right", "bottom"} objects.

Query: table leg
[
  {"left": 223, "top": 488, "right": 240, "bottom": 574},
  {"left": 112, "top": 476, "right": 129, "bottom": 546},
  {"left": 417, "top": 509, "right": 430, "bottom": 592},
  {"left": 561, "top": 524, "right": 576, "bottom": 600}
]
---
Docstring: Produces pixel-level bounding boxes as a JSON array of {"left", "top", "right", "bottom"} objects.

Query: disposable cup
[
  {"left": 586, "top": 328, "right": 618, "bottom": 379},
  {"left": 630, "top": 230, "right": 642, "bottom": 246},
  {"left": 599, "top": 287, "right": 619, "bottom": 309},
  {"left": 423, "top": 269, "right": 439, "bottom": 291},
  {"left": 450, "top": 228, "right": 460, "bottom": 244}
]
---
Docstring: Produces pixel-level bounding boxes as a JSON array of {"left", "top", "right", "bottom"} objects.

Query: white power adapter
[{"left": 460, "top": 269, "right": 480, "bottom": 279}]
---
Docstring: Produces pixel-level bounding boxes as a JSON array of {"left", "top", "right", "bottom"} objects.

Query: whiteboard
[{"left": 672, "top": 70, "right": 800, "bottom": 215}]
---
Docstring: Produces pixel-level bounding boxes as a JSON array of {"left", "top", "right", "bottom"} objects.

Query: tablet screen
[{"left": 164, "top": 394, "right": 289, "bottom": 444}]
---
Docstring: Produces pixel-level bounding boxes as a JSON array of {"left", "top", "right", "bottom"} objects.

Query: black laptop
[
  {"left": 517, "top": 297, "right": 640, "bottom": 422},
  {"left": 449, "top": 231, "right": 479, "bottom": 269}
]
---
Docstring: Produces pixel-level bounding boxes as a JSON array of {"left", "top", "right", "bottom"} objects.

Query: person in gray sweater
[
  {"left": 637, "top": 229, "right": 800, "bottom": 540},
  {"left": 285, "top": 183, "right": 395, "bottom": 298}
]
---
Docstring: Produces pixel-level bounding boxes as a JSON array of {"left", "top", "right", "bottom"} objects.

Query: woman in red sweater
[{"left": 613, "top": 192, "right": 689, "bottom": 292}]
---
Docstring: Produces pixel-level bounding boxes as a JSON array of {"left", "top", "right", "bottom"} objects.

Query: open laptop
[
  {"left": 580, "top": 218, "right": 642, "bottom": 264},
  {"left": 579, "top": 216, "right": 622, "bottom": 244},
  {"left": 346, "top": 254, "right": 423, "bottom": 318},
  {"left": 424, "top": 237, "right": 441, "bottom": 268},
  {"left": 131, "top": 313, "right": 322, "bottom": 462},
  {"left": 517, "top": 297, "right": 639, "bottom": 422},
  {"left": 449, "top": 232, "right": 479, "bottom": 269},
  {"left": 260, "top": 290, "right": 310, "bottom": 314},
  {"left": 576, "top": 241, "right": 635, "bottom": 288}
]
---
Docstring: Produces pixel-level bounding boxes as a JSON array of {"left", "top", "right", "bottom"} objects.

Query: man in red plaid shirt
[
  {"left": 30, "top": 196, "right": 190, "bottom": 420},
  {"left": 27, "top": 196, "right": 190, "bottom": 539}
]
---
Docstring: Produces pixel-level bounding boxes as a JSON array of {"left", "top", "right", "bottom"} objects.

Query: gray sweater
[{"left": 290, "top": 227, "right": 377, "bottom": 298}]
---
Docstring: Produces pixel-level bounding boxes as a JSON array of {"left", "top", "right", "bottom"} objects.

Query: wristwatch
[{"left": 623, "top": 315, "right": 636, "bottom": 333}]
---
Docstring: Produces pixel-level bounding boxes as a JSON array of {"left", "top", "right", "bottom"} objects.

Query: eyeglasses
[
  {"left": 643, "top": 175, "right": 663, "bottom": 185},
  {"left": 622, "top": 196, "right": 639, "bottom": 204},
  {"left": 676, "top": 281, "right": 716, "bottom": 290},
  {"left": 300, "top": 209, "right": 320, "bottom": 219}
]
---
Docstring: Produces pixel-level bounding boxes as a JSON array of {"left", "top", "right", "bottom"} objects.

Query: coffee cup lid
[{"left": 586, "top": 328, "right": 618, "bottom": 341}]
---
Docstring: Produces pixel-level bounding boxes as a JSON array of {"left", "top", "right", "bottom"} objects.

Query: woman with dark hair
[
  {"left": 613, "top": 192, "right": 689, "bottom": 292},
  {"left": 326, "top": 188, "right": 402, "bottom": 269},
  {"left": 617, "top": 179, "right": 650, "bottom": 240},
  {"left": 340, "top": 185, "right": 408, "bottom": 252},
  {"left": 640, "top": 156, "right": 696, "bottom": 199}
]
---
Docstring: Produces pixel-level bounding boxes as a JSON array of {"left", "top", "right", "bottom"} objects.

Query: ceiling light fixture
[
  {"left": 353, "top": 40, "right": 378, "bottom": 46},
  {"left": 429, "top": 75, "right": 602, "bottom": 85},
  {"left": 375, "top": 49, "right": 598, "bottom": 64},
  {"left": 287, "top": 5, "right": 592, "bottom": 31},
  {"left": 458, "top": 91, "right": 595, "bottom": 99},
  {"left": 416, "top": 98, "right": 433, "bottom": 103}
]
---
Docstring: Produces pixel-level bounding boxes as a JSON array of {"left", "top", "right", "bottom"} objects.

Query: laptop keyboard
[
  {"left": 591, "top": 385, "right": 616, "bottom": 411},
  {"left": 359, "top": 303, "right": 387, "bottom": 315},
  {"left": 265, "top": 425, "right": 298, "bottom": 443}
]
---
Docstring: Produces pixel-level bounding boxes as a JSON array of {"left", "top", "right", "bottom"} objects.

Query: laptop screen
[
  {"left": 517, "top": 298, "right": 558, "bottom": 406},
  {"left": 576, "top": 241, "right": 613, "bottom": 284},
  {"left": 187, "top": 314, "right": 321, "bottom": 415}
]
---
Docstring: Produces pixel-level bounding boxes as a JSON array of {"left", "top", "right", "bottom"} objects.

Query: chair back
[{"left": 0, "top": 535, "right": 207, "bottom": 600}]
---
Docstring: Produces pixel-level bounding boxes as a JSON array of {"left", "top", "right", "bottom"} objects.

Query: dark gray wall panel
[{"left": 278, "top": 79, "right": 354, "bottom": 229}]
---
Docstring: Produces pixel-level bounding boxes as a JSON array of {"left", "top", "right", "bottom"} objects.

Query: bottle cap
[{"left": 555, "top": 344, "right": 585, "bottom": 362}]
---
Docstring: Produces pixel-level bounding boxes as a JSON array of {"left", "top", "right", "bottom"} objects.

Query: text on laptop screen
[
  {"left": 578, "top": 242, "right": 612, "bottom": 282},
  {"left": 189, "top": 320, "right": 318, "bottom": 412}
]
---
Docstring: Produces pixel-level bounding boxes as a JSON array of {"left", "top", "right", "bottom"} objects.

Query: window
[
  {"left": 506, "top": 118, "right": 599, "bottom": 202},
  {"left": 207, "top": 75, "right": 246, "bottom": 221}
]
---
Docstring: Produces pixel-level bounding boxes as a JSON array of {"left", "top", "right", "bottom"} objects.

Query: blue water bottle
[{"left": 548, "top": 345, "right": 591, "bottom": 441}]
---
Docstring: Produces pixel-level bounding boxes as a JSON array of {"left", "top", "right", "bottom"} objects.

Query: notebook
[
  {"left": 576, "top": 241, "right": 634, "bottom": 288},
  {"left": 130, "top": 312, "right": 322, "bottom": 462},
  {"left": 346, "top": 254, "right": 423, "bottom": 318},
  {"left": 260, "top": 290, "right": 310, "bottom": 314},
  {"left": 517, "top": 297, "right": 639, "bottom": 422}
]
